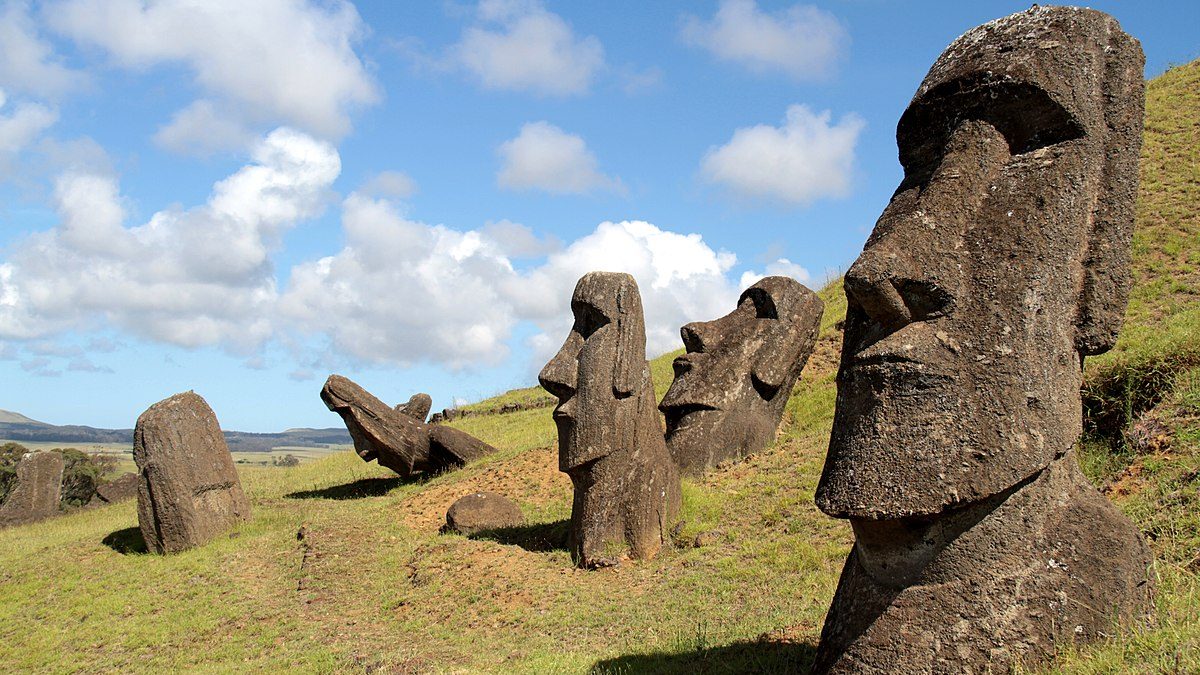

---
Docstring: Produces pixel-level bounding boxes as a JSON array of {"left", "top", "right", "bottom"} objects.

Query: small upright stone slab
[
  {"left": 0, "top": 451, "right": 64, "bottom": 527},
  {"left": 134, "top": 391, "right": 250, "bottom": 554}
]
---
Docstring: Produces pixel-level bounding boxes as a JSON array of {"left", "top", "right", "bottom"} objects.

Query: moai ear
[
  {"left": 611, "top": 280, "right": 646, "bottom": 398},
  {"left": 750, "top": 289, "right": 823, "bottom": 399},
  {"left": 1075, "top": 26, "right": 1144, "bottom": 357}
]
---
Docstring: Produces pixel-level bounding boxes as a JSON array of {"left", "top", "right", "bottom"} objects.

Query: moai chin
[
  {"left": 812, "top": 7, "right": 1152, "bottom": 673},
  {"left": 539, "top": 271, "right": 681, "bottom": 567},
  {"left": 660, "top": 275, "right": 823, "bottom": 476},
  {"left": 321, "top": 375, "right": 495, "bottom": 477}
]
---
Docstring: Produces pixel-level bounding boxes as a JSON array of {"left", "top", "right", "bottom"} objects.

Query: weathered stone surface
[
  {"left": 396, "top": 393, "right": 432, "bottom": 422},
  {"left": 539, "top": 271, "right": 681, "bottom": 567},
  {"left": 94, "top": 472, "right": 139, "bottom": 504},
  {"left": 443, "top": 491, "right": 525, "bottom": 535},
  {"left": 134, "top": 391, "right": 251, "bottom": 554},
  {"left": 321, "top": 375, "right": 497, "bottom": 477},
  {"left": 0, "top": 451, "right": 64, "bottom": 527},
  {"left": 660, "top": 276, "right": 823, "bottom": 476},
  {"left": 813, "top": 7, "right": 1151, "bottom": 673}
]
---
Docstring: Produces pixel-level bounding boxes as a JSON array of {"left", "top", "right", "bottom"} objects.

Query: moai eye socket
[{"left": 571, "top": 301, "right": 611, "bottom": 340}]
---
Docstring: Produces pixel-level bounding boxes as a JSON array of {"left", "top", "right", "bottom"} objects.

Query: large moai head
[
  {"left": 660, "top": 276, "right": 823, "bottom": 475},
  {"left": 539, "top": 271, "right": 650, "bottom": 472},
  {"left": 817, "top": 6, "right": 1145, "bottom": 519}
]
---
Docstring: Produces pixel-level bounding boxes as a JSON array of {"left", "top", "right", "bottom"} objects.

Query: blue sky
[{"left": 0, "top": 0, "right": 1196, "bottom": 432}]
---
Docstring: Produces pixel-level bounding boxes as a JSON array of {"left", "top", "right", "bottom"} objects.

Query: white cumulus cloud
[
  {"left": 153, "top": 99, "right": 256, "bottom": 156},
  {"left": 0, "top": 127, "right": 339, "bottom": 349},
  {"left": 452, "top": 0, "right": 605, "bottom": 96},
  {"left": 702, "top": 104, "right": 864, "bottom": 205},
  {"left": 0, "top": 92, "right": 57, "bottom": 154},
  {"left": 497, "top": 121, "right": 619, "bottom": 195},
  {"left": 681, "top": 0, "right": 846, "bottom": 80},
  {"left": 47, "top": 0, "right": 378, "bottom": 142},
  {"left": 0, "top": 2, "right": 87, "bottom": 99}
]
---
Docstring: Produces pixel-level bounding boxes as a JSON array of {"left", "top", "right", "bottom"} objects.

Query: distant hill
[
  {"left": 0, "top": 410, "right": 351, "bottom": 453},
  {"left": 0, "top": 409, "right": 39, "bottom": 425}
]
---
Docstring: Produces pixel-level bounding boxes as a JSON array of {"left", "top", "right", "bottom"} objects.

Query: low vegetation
[{"left": 1, "top": 61, "right": 1196, "bottom": 672}]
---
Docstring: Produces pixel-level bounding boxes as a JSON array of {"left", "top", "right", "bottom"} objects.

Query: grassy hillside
[{"left": 1, "top": 61, "right": 1197, "bottom": 673}]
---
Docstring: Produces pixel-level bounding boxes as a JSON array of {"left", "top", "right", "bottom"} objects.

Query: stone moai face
[
  {"left": 660, "top": 276, "right": 823, "bottom": 475},
  {"left": 321, "top": 375, "right": 495, "bottom": 476},
  {"left": 816, "top": 6, "right": 1146, "bottom": 519},
  {"left": 322, "top": 375, "right": 432, "bottom": 476},
  {"left": 539, "top": 271, "right": 650, "bottom": 473},
  {"left": 539, "top": 271, "right": 680, "bottom": 567},
  {"left": 811, "top": 8, "right": 1150, "bottom": 672}
]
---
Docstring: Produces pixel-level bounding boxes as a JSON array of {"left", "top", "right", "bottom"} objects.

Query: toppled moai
[
  {"left": 396, "top": 393, "right": 432, "bottom": 422},
  {"left": 0, "top": 451, "right": 64, "bottom": 527},
  {"left": 134, "top": 392, "right": 250, "bottom": 554},
  {"left": 660, "top": 276, "right": 823, "bottom": 476},
  {"left": 321, "top": 375, "right": 495, "bottom": 477},
  {"left": 812, "top": 8, "right": 1151, "bottom": 673},
  {"left": 539, "top": 272, "right": 681, "bottom": 567},
  {"left": 93, "top": 472, "right": 139, "bottom": 505}
]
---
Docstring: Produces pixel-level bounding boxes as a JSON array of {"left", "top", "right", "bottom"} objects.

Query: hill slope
[{"left": 0, "top": 61, "right": 1197, "bottom": 673}]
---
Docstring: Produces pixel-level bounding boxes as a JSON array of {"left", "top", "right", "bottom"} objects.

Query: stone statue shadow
[
  {"left": 102, "top": 526, "right": 148, "bottom": 555},
  {"left": 590, "top": 638, "right": 817, "bottom": 674},
  {"left": 285, "top": 475, "right": 420, "bottom": 500},
  {"left": 469, "top": 518, "right": 571, "bottom": 553}
]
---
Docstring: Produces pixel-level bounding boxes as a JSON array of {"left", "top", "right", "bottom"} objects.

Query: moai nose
[
  {"left": 680, "top": 322, "right": 715, "bottom": 354},
  {"left": 844, "top": 250, "right": 915, "bottom": 332}
]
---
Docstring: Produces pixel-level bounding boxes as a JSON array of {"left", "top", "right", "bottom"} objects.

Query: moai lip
[
  {"left": 539, "top": 271, "right": 681, "bottom": 568},
  {"left": 660, "top": 275, "right": 823, "bottom": 477},
  {"left": 812, "top": 7, "right": 1152, "bottom": 673}
]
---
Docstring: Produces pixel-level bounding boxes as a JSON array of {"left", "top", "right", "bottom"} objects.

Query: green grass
[{"left": 2, "top": 60, "right": 1198, "bottom": 673}]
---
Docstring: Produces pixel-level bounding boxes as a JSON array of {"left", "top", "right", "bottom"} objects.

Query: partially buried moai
[
  {"left": 539, "top": 271, "right": 681, "bottom": 567},
  {"left": 134, "top": 391, "right": 250, "bottom": 554},
  {"left": 660, "top": 276, "right": 823, "bottom": 476},
  {"left": 813, "top": 7, "right": 1152, "bottom": 673},
  {"left": 0, "top": 450, "right": 64, "bottom": 527},
  {"left": 321, "top": 376, "right": 495, "bottom": 477}
]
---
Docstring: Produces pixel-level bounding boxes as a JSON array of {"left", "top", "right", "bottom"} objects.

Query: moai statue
[
  {"left": 321, "top": 375, "right": 495, "bottom": 477},
  {"left": 539, "top": 272, "right": 681, "bottom": 567},
  {"left": 812, "top": 7, "right": 1152, "bottom": 673},
  {"left": 0, "top": 451, "right": 64, "bottom": 527},
  {"left": 134, "top": 392, "right": 251, "bottom": 554},
  {"left": 396, "top": 393, "right": 433, "bottom": 422},
  {"left": 660, "top": 276, "right": 823, "bottom": 476}
]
